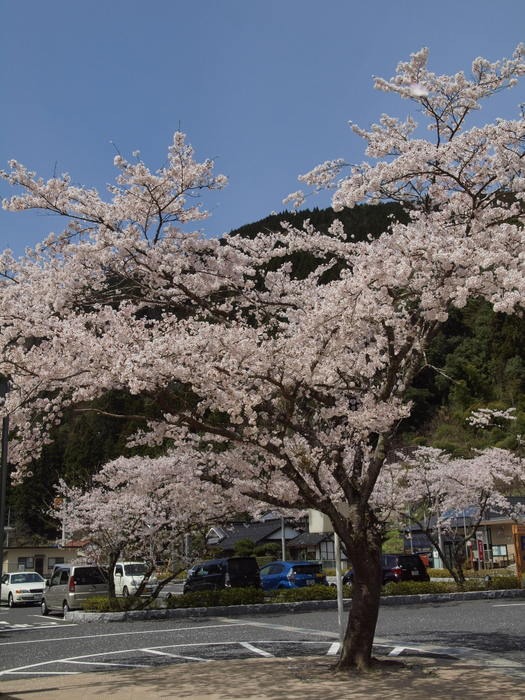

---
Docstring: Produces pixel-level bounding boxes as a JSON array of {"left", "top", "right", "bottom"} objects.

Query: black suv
[
  {"left": 343, "top": 553, "right": 429, "bottom": 586},
  {"left": 183, "top": 556, "right": 261, "bottom": 593}
]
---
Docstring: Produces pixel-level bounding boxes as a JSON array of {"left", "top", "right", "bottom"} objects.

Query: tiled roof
[{"left": 211, "top": 520, "right": 285, "bottom": 549}]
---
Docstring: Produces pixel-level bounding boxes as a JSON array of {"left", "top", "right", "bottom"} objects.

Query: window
[
  {"left": 50, "top": 569, "right": 64, "bottom": 586},
  {"left": 17, "top": 556, "right": 34, "bottom": 571},
  {"left": 492, "top": 545, "right": 507, "bottom": 557},
  {"left": 123, "top": 564, "right": 147, "bottom": 576},
  {"left": 73, "top": 567, "right": 107, "bottom": 585},
  {"left": 48, "top": 557, "right": 64, "bottom": 570}
]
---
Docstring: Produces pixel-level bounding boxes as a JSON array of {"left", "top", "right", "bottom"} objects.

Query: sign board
[
  {"left": 308, "top": 505, "right": 350, "bottom": 534},
  {"left": 477, "top": 539, "right": 484, "bottom": 562},
  {"left": 512, "top": 524, "right": 525, "bottom": 585},
  {"left": 308, "top": 510, "right": 333, "bottom": 534}
]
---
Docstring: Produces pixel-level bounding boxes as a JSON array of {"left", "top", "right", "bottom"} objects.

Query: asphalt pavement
[{"left": 1, "top": 590, "right": 525, "bottom": 699}]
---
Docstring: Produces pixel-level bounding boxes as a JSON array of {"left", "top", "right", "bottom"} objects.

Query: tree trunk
[
  {"left": 336, "top": 533, "right": 383, "bottom": 672},
  {"left": 107, "top": 550, "right": 120, "bottom": 599}
]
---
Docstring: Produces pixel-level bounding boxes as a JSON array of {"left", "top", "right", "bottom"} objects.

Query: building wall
[{"left": 2, "top": 547, "right": 79, "bottom": 576}]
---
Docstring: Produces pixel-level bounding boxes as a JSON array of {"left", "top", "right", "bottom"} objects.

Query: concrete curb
[{"left": 67, "top": 587, "right": 525, "bottom": 623}]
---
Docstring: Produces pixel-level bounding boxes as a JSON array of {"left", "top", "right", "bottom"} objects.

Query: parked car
[
  {"left": 342, "top": 553, "right": 430, "bottom": 586},
  {"left": 41, "top": 563, "right": 108, "bottom": 615},
  {"left": 0, "top": 571, "right": 46, "bottom": 607},
  {"left": 259, "top": 560, "right": 328, "bottom": 590},
  {"left": 114, "top": 561, "right": 157, "bottom": 597},
  {"left": 183, "top": 557, "right": 260, "bottom": 593}
]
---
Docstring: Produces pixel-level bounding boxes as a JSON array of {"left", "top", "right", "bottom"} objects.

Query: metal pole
[
  {"left": 61, "top": 501, "right": 66, "bottom": 548},
  {"left": 334, "top": 532, "right": 344, "bottom": 646},
  {"left": 0, "top": 379, "right": 9, "bottom": 603},
  {"left": 281, "top": 514, "right": 286, "bottom": 561}
]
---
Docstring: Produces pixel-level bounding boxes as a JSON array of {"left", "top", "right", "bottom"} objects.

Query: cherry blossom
[
  {"left": 54, "top": 453, "right": 260, "bottom": 599},
  {"left": 0, "top": 47, "right": 523, "bottom": 671},
  {"left": 375, "top": 446, "right": 525, "bottom": 583}
]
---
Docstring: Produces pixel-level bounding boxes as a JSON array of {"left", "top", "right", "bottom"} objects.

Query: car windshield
[
  {"left": 11, "top": 573, "right": 44, "bottom": 584},
  {"left": 123, "top": 564, "right": 147, "bottom": 576},
  {"left": 292, "top": 564, "right": 322, "bottom": 575}
]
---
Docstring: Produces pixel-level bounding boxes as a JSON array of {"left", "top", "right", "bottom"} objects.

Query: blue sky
[{"left": 1, "top": 0, "right": 524, "bottom": 256}]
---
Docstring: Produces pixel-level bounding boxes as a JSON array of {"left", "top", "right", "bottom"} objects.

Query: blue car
[{"left": 259, "top": 560, "right": 327, "bottom": 590}]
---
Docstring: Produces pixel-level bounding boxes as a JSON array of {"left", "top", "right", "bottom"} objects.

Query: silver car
[{"left": 41, "top": 564, "right": 108, "bottom": 615}]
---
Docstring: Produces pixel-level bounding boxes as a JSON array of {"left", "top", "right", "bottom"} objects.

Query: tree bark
[
  {"left": 336, "top": 531, "right": 383, "bottom": 671},
  {"left": 107, "top": 549, "right": 120, "bottom": 599}
]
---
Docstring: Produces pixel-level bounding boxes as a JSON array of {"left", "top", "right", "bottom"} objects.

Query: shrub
[
  {"left": 166, "top": 587, "right": 265, "bottom": 609},
  {"left": 82, "top": 596, "right": 147, "bottom": 612},
  {"left": 269, "top": 584, "right": 352, "bottom": 602},
  {"left": 382, "top": 581, "right": 457, "bottom": 596},
  {"left": 254, "top": 542, "right": 281, "bottom": 557},
  {"left": 382, "top": 576, "right": 521, "bottom": 596},
  {"left": 427, "top": 568, "right": 450, "bottom": 578},
  {"left": 486, "top": 575, "right": 520, "bottom": 590},
  {"left": 233, "top": 538, "right": 255, "bottom": 556}
]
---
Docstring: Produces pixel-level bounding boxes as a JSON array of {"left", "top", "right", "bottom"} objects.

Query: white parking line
[
  {"left": 216, "top": 617, "right": 339, "bottom": 639},
  {"left": 62, "top": 660, "right": 150, "bottom": 668},
  {"left": 142, "top": 648, "right": 208, "bottom": 662},
  {"left": 493, "top": 603, "right": 525, "bottom": 607},
  {"left": 0, "top": 620, "right": 247, "bottom": 647},
  {"left": 5, "top": 671, "right": 80, "bottom": 676},
  {"left": 327, "top": 642, "right": 340, "bottom": 655},
  {"left": 388, "top": 646, "right": 406, "bottom": 657},
  {"left": 239, "top": 642, "right": 274, "bottom": 658}
]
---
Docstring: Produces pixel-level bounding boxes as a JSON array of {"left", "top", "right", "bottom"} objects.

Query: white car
[
  {"left": 114, "top": 562, "right": 157, "bottom": 597},
  {"left": 1, "top": 571, "right": 47, "bottom": 607}
]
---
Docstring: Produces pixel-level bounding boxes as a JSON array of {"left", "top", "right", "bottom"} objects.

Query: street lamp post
[{"left": 0, "top": 379, "right": 10, "bottom": 602}]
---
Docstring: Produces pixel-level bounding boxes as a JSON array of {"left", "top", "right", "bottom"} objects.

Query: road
[{"left": 0, "top": 598, "right": 524, "bottom": 680}]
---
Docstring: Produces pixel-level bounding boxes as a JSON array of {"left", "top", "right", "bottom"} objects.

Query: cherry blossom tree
[
  {"left": 0, "top": 47, "right": 524, "bottom": 671},
  {"left": 376, "top": 445, "right": 525, "bottom": 584},
  {"left": 54, "top": 453, "right": 259, "bottom": 603}
]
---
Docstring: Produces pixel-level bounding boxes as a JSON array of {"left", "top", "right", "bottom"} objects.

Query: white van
[{"left": 113, "top": 562, "right": 157, "bottom": 597}]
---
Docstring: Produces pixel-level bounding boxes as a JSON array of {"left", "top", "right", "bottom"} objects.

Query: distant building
[{"left": 1, "top": 541, "right": 88, "bottom": 576}]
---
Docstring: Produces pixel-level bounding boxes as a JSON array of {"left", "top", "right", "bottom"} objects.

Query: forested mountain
[{"left": 7, "top": 204, "right": 525, "bottom": 541}]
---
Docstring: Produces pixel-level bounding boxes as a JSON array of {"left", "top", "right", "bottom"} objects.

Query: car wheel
[
  {"left": 41, "top": 598, "right": 49, "bottom": 616},
  {"left": 8, "top": 593, "right": 15, "bottom": 608},
  {"left": 63, "top": 601, "right": 70, "bottom": 616},
  {"left": 122, "top": 586, "right": 129, "bottom": 597}
]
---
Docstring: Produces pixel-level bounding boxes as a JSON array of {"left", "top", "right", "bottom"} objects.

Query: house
[
  {"left": 287, "top": 531, "right": 348, "bottom": 568},
  {"left": 403, "top": 497, "right": 525, "bottom": 569},
  {"left": 206, "top": 516, "right": 347, "bottom": 568},
  {"left": 206, "top": 519, "right": 300, "bottom": 556},
  {"left": 1, "top": 543, "right": 84, "bottom": 577}
]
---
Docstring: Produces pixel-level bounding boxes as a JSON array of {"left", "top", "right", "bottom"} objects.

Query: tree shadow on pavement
[{"left": 1, "top": 656, "right": 524, "bottom": 699}]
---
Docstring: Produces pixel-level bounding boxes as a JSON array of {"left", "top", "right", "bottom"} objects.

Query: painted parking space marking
[
  {"left": 493, "top": 603, "right": 525, "bottom": 607},
  {"left": 0, "top": 620, "right": 73, "bottom": 632},
  {"left": 0, "top": 640, "right": 338, "bottom": 678},
  {"left": 142, "top": 648, "right": 208, "bottom": 662},
  {"left": 5, "top": 671, "right": 80, "bottom": 676},
  {"left": 239, "top": 642, "right": 274, "bottom": 657},
  {"left": 62, "top": 660, "right": 150, "bottom": 668},
  {"left": 388, "top": 646, "right": 406, "bottom": 657},
  {"left": 327, "top": 642, "right": 340, "bottom": 655},
  {"left": 216, "top": 617, "right": 339, "bottom": 639},
  {"left": 0, "top": 620, "right": 246, "bottom": 647}
]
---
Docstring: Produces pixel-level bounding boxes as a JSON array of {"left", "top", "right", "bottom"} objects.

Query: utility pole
[{"left": 280, "top": 513, "right": 286, "bottom": 561}]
